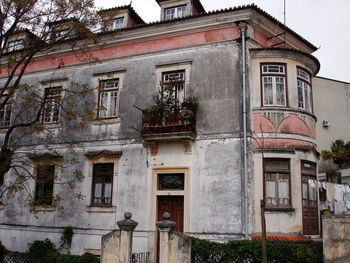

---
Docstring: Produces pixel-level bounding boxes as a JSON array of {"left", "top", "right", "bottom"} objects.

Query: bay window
[{"left": 261, "top": 64, "right": 287, "bottom": 107}]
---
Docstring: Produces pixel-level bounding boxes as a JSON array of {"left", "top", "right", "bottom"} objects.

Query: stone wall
[{"left": 323, "top": 214, "right": 350, "bottom": 263}]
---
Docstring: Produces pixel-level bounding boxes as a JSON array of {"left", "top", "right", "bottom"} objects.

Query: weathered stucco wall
[
  {"left": 313, "top": 77, "right": 350, "bottom": 152},
  {"left": 323, "top": 215, "right": 350, "bottom": 263},
  {"left": 0, "top": 40, "right": 249, "bottom": 254}
]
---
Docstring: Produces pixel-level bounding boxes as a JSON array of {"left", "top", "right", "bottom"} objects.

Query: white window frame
[
  {"left": 297, "top": 68, "right": 312, "bottom": 112},
  {"left": 7, "top": 39, "right": 24, "bottom": 52},
  {"left": 165, "top": 5, "right": 187, "bottom": 20},
  {"left": 156, "top": 62, "right": 191, "bottom": 104},
  {"left": 94, "top": 72, "right": 124, "bottom": 120},
  {"left": 0, "top": 95, "right": 12, "bottom": 128},
  {"left": 261, "top": 64, "right": 287, "bottom": 107},
  {"left": 43, "top": 86, "right": 62, "bottom": 124},
  {"left": 114, "top": 17, "right": 124, "bottom": 29}
]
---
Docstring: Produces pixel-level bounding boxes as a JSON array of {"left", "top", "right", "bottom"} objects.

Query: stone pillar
[
  {"left": 156, "top": 212, "right": 177, "bottom": 263},
  {"left": 117, "top": 212, "right": 138, "bottom": 263}
]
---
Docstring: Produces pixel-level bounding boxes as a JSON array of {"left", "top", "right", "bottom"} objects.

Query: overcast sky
[{"left": 94, "top": 0, "right": 350, "bottom": 83}]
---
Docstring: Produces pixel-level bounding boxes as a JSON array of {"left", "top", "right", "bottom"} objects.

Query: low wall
[
  {"left": 323, "top": 214, "right": 350, "bottom": 263},
  {"left": 169, "top": 232, "right": 191, "bottom": 263}
]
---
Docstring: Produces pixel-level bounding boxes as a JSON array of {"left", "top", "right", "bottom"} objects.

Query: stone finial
[
  {"left": 117, "top": 212, "right": 138, "bottom": 231},
  {"left": 156, "top": 212, "right": 177, "bottom": 230}
]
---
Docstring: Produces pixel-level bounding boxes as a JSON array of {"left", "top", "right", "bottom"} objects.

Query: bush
[
  {"left": 0, "top": 242, "right": 5, "bottom": 262},
  {"left": 27, "top": 239, "right": 99, "bottom": 263},
  {"left": 191, "top": 238, "right": 323, "bottom": 263},
  {"left": 28, "top": 239, "right": 59, "bottom": 263}
]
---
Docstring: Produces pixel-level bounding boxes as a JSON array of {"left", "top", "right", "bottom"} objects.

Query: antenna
[{"left": 268, "top": 0, "right": 287, "bottom": 48}]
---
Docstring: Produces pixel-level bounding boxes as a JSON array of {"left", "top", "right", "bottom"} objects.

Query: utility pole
[{"left": 261, "top": 199, "right": 267, "bottom": 263}]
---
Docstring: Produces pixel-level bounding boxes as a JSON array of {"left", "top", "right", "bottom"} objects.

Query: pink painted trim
[{"left": 0, "top": 27, "right": 240, "bottom": 77}]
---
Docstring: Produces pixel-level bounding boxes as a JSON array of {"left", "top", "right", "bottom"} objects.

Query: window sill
[
  {"left": 31, "top": 205, "right": 56, "bottom": 212},
  {"left": 41, "top": 122, "right": 62, "bottom": 129},
  {"left": 265, "top": 207, "right": 295, "bottom": 213},
  {"left": 91, "top": 118, "right": 121, "bottom": 125},
  {"left": 85, "top": 206, "right": 116, "bottom": 213}
]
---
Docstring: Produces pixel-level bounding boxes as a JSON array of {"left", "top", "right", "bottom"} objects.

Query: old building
[{"left": 0, "top": 0, "right": 325, "bottom": 260}]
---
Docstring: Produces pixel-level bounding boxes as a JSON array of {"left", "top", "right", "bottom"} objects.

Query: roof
[
  {"left": 97, "top": 4, "right": 145, "bottom": 25},
  {"left": 250, "top": 47, "right": 320, "bottom": 75},
  {"left": 97, "top": 4, "right": 316, "bottom": 52},
  {"left": 155, "top": 0, "right": 205, "bottom": 14}
]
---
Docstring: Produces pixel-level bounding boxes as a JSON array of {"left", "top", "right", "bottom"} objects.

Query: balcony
[{"left": 141, "top": 98, "right": 197, "bottom": 155}]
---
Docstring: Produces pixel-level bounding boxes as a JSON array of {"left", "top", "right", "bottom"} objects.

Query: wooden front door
[
  {"left": 157, "top": 196, "right": 184, "bottom": 262},
  {"left": 157, "top": 196, "right": 184, "bottom": 232},
  {"left": 301, "top": 162, "right": 319, "bottom": 235}
]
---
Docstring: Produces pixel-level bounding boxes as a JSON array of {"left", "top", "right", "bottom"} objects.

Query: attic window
[
  {"left": 7, "top": 39, "right": 24, "bottom": 52},
  {"left": 114, "top": 17, "right": 124, "bottom": 29},
  {"left": 165, "top": 5, "right": 187, "bottom": 20}
]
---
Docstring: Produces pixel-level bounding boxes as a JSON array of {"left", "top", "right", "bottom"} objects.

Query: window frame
[
  {"left": 7, "top": 39, "right": 24, "bottom": 52},
  {"left": 94, "top": 72, "right": 124, "bottom": 121},
  {"left": 0, "top": 95, "right": 12, "bottom": 128},
  {"left": 164, "top": 5, "right": 187, "bottom": 20},
  {"left": 161, "top": 70, "right": 186, "bottom": 104},
  {"left": 263, "top": 158, "right": 293, "bottom": 210},
  {"left": 42, "top": 86, "right": 62, "bottom": 124},
  {"left": 91, "top": 163, "right": 114, "bottom": 207},
  {"left": 34, "top": 164, "right": 56, "bottom": 206},
  {"left": 260, "top": 63, "right": 288, "bottom": 107},
  {"left": 297, "top": 66, "right": 313, "bottom": 113}
]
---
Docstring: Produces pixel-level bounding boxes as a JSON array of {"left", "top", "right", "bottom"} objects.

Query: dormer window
[
  {"left": 7, "top": 39, "right": 24, "bottom": 52},
  {"left": 114, "top": 17, "right": 124, "bottom": 29},
  {"left": 165, "top": 5, "right": 187, "bottom": 20}
]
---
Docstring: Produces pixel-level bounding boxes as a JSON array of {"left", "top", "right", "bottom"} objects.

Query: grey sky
[{"left": 95, "top": 0, "right": 350, "bottom": 83}]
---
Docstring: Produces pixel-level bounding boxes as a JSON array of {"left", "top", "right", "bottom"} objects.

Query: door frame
[{"left": 148, "top": 167, "right": 190, "bottom": 262}]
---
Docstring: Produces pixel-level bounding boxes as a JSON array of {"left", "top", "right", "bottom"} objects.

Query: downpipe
[{"left": 238, "top": 21, "right": 249, "bottom": 239}]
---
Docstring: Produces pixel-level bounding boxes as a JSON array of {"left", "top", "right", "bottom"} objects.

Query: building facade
[{"left": 0, "top": 0, "right": 325, "bottom": 259}]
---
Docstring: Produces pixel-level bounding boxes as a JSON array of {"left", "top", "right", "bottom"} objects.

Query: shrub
[
  {"left": 28, "top": 239, "right": 59, "bottom": 263},
  {"left": 0, "top": 242, "right": 5, "bottom": 262},
  {"left": 191, "top": 237, "right": 323, "bottom": 263}
]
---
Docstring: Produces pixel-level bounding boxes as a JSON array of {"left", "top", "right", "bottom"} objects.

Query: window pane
[
  {"left": 265, "top": 159, "right": 289, "bottom": 171},
  {"left": 276, "top": 77, "right": 285, "bottom": 106},
  {"left": 159, "top": 173, "right": 184, "bottom": 190},
  {"left": 266, "top": 173, "right": 276, "bottom": 205},
  {"left": 177, "top": 6, "right": 186, "bottom": 17},
  {"left": 263, "top": 77, "right": 273, "bottom": 105},
  {"left": 108, "top": 91, "right": 118, "bottom": 117},
  {"left": 166, "top": 8, "right": 175, "bottom": 19},
  {"left": 115, "top": 18, "right": 124, "bottom": 29},
  {"left": 278, "top": 174, "right": 289, "bottom": 205},
  {"left": 92, "top": 163, "right": 113, "bottom": 206}
]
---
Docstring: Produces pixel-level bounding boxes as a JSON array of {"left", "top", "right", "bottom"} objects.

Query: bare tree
[{"left": 0, "top": 0, "right": 99, "bottom": 209}]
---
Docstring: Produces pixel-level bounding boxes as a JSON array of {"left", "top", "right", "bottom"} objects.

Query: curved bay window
[
  {"left": 264, "top": 158, "right": 291, "bottom": 209},
  {"left": 297, "top": 67, "right": 312, "bottom": 112},
  {"left": 261, "top": 64, "right": 287, "bottom": 107}
]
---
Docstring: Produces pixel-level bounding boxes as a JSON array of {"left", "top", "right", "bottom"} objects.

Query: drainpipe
[{"left": 238, "top": 21, "right": 249, "bottom": 239}]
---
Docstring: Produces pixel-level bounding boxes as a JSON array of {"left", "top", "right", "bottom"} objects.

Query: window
[
  {"left": 261, "top": 64, "right": 287, "bottom": 107},
  {"left": 162, "top": 71, "right": 185, "bottom": 103},
  {"left": 297, "top": 68, "right": 312, "bottom": 112},
  {"left": 158, "top": 173, "right": 184, "bottom": 190},
  {"left": 114, "top": 17, "right": 124, "bottom": 29},
  {"left": 43, "top": 87, "right": 61, "bottom": 123},
  {"left": 35, "top": 165, "right": 55, "bottom": 205},
  {"left": 98, "top": 78, "right": 119, "bottom": 118},
  {"left": 0, "top": 96, "right": 12, "bottom": 128},
  {"left": 7, "top": 39, "right": 24, "bottom": 52},
  {"left": 92, "top": 163, "right": 113, "bottom": 206},
  {"left": 165, "top": 5, "right": 187, "bottom": 20},
  {"left": 264, "top": 159, "right": 291, "bottom": 208}
]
